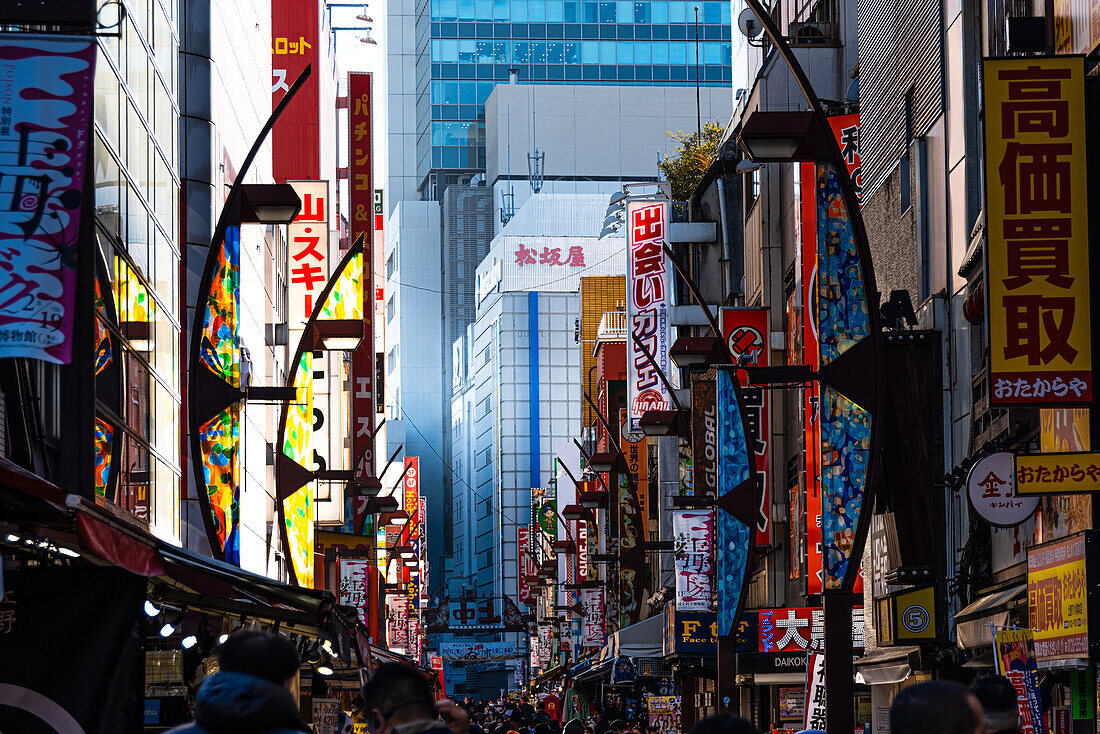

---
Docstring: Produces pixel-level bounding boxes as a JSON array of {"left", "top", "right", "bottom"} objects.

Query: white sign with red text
[{"left": 626, "top": 200, "right": 673, "bottom": 431}]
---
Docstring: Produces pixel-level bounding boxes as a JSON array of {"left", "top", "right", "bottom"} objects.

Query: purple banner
[{"left": 0, "top": 34, "right": 96, "bottom": 363}]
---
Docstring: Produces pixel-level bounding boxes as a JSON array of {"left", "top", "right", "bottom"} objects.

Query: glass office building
[{"left": 420, "top": 0, "right": 733, "bottom": 195}]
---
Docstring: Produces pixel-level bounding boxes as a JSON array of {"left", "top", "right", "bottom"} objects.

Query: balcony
[{"left": 596, "top": 311, "right": 626, "bottom": 343}]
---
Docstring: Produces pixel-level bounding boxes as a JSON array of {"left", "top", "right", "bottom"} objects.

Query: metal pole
[{"left": 694, "top": 6, "right": 702, "bottom": 137}]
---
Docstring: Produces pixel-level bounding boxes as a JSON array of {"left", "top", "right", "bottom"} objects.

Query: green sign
[{"left": 1071, "top": 667, "right": 1095, "bottom": 720}]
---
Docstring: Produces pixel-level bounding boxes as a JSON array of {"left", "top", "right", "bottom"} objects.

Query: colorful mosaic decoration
[
  {"left": 820, "top": 385, "right": 871, "bottom": 589},
  {"left": 283, "top": 484, "right": 315, "bottom": 588},
  {"left": 199, "top": 404, "right": 241, "bottom": 565},
  {"left": 318, "top": 251, "right": 363, "bottom": 321},
  {"left": 93, "top": 278, "right": 113, "bottom": 376},
  {"left": 816, "top": 163, "right": 870, "bottom": 366},
  {"left": 282, "top": 351, "right": 313, "bottom": 469},
  {"left": 199, "top": 226, "right": 241, "bottom": 386},
  {"left": 716, "top": 369, "right": 753, "bottom": 636},
  {"left": 94, "top": 417, "right": 113, "bottom": 498}
]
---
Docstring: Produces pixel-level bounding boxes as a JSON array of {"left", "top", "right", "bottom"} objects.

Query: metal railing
[{"left": 596, "top": 311, "right": 627, "bottom": 342}]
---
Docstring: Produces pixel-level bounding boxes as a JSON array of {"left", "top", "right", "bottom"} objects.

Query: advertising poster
[
  {"left": 271, "top": 0, "right": 320, "bottom": 180},
  {"left": 337, "top": 558, "right": 371, "bottom": 627},
  {"left": 994, "top": 628, "right": 1046, "bottom": 734},
  {"left": 0, "top": 34, "right": 96, "bottom": 364},
  {"left": 646, "top": 696, "right": 681, "bottom": 733},
  {"left": 672, "top": 509, "right": 714, "bottom": 610},
  {"left": 779, "top": 687, "right": 805, "bottom": 723},
  {"left": 983, "top": 56, "right": 1091, "bottom": 406},
  {"left": 626, "top": 200, "right": 672, "bottom": 430},
  {"left": 1027, "top": 534, "right": 1090, "bottom": 659},
  {"left": 312, "top": 699, "right": 339, "bottom": 734},
  {"left": 581, "top": 588, "right": 606, "bottom": 647}
]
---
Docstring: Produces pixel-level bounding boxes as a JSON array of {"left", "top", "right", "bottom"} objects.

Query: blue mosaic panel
[
  {"left": 816, "top": 163, "right": 869, "bottom": 366},
  {"left": 820, "top": 385, "right": 871, "bottom": 589},
  {"left": 716, "top": 369, "right": 752, "bottom": 636}
]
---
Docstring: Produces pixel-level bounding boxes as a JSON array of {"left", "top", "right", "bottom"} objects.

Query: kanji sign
[
  {"left": 966, "top": 452, "right": 1040, "bottom": 526},
  {"left": 672, "top": 510, "right": 714, "bottom": 611},
  {"left": 722, "top": 308, "right": 771, "bottom": 545},
  {"left": 993, "top": 628, "right": 1046, "bottom": 734},
  {"left": 514, "top": 243, "right": 586, "bottom": 267},
  {"left": 983, "top": 56, "right": 1092, "bottom": 407},
  {"left": 0, "top": 35, "right": 96, "bottom": 364},
  {"left": 287, "top": 181, "right": 330, "bottom": 330},
  {"left": 826, "top": 113, "right": 862, "bottom": 206},
  {"left": 580, "top": 588, "right": 605, "bottom": 647},
  {"left": 758, "top": 606, "right": 865, "bottom": 653},
  {"left": 338, "top": 558, "right": 372, "bottom": 627},
  {"left": 1027, "top": 532, "right": 1096, "bottom": 661},
  {"left": 518, "top": 526, "right": 532, "bottom": 604},
  {"left": 1015, "top": 452, "right": 1100, "bottom": 494},
  {"left": 626, "top": 200, "right": 673, "bottom": 431},
  {"left": 803, "top": 652, "right": 827, "bottom": 731}
]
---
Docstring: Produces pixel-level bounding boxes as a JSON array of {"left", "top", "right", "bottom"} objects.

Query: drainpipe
[{"left": 716, "top": 175, "right": 732, "bottom": 298}]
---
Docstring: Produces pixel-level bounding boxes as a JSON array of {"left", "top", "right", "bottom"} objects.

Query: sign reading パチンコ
[{"left": 983, "top": 56, "right": 1091, "bottom": 406}]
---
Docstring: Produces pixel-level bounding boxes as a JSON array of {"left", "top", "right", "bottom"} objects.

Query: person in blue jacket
[{"left": 169, "top": 630, "right": 310, "bottom": 734}]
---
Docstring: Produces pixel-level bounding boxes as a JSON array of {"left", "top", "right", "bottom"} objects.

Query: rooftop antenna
[
  {"left": 527, "top": 86, "right": 544, "bottom": 193},
  {"left": 501, "top": 101, "right": 515, "bottom": 225}
]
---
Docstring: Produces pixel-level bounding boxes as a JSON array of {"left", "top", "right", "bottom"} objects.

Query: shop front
[{"left": 663, "top": 605, "right": 719, "bottom": 730}]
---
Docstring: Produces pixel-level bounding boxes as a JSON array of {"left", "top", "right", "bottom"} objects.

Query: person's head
[
  {"left": 971, "top": 676, "right": 1020, "bottom": 733},
  {"left": 610, "top": 720, "right": 627, "bottom": 734},
  {"left": 688, "top": 713, "right": 759, "bottom": 734},
  {"left": 361, "top": 662, "right": 438, "bottom": 734},
  {"left": 216, "top": 630, "right": 300, "bottom": 688},
  {"left": 890, "top": 681, "right": 983, "bottom": 734}
]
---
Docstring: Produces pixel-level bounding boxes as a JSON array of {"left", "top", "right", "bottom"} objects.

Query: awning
[
  {"left": 854, "top": 646, "right": 919, "bottom": 686},
  {"left": 598, "top": 614, "right": 664, "bottom": 660},
  {"left": 953, "top": 584, "right": 1026, "bottom": 650},
  {"left": 753, "top": 673, "right": 804, "bottom": 685},
  {"left": 574, "top": 657, "right": 613, "bottom": 683},
  {"left": 962, "top": 649, "right": 995, "bottom": 669},
  {"left": 533, "top": 664, "right": 566, "bottom": 686}
]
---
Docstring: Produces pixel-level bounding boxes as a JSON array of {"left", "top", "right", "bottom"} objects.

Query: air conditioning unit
[{"left": 787, "top": 21, "right": 838, "bottom": 46}]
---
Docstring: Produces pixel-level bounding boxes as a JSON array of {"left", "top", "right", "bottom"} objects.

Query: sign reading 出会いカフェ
[{"left": 1026, "top": 531, "right": 1099, "bottom": 661}]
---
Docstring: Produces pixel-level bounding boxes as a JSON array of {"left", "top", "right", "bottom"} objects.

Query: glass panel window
[
  {"left": 458, "top": 0, "right": 474, "bottom": 19},
  {"left": 493, "top": 0, "right": 508, "bottom": 19},
  {"left": 564, "top": 41, "right": 580, "bottom": 63},
  {"left": 583, "top": 1, "right": 598, "bottom": 22},
  {"left": 547, "top": 41, "right": 563, "bottom": 62},
  {"left": 616, "top": 1, "right": 632, "bottom": 21},
  {"left": 670, "top": 41, "right": 687, "bottom": 64},
  {"left": 512, "top": 0, "right": 528, "bottom": 20},
  {"left": 530, "top": 0, "right": 547, "bottom": 20},
  {"left": 651, "top": 1, "right": 667, "bottom": 21},
  {"left": 634, "top": 40, "right": 651, "bottom": 63},
  {"left": 475, "top": 0, "right": 491, "bottom": 17},
  {"left": 581, "top": 40, "right": 598, "bottom": 63},
  {"left": 441, "top": 39, "right": 458, "bottom": 61},
  {"left": 599, "top": 39, "right": 615, "bottom": 63},
  {"left": 599, "top": 1, "right": 615, "bottom": 21},
  {"left": 670, "top": 0, "right": 687, "bottom": 22},
  {"left": 530, "top": 41, "right": 546, "bottom": 63},
  {"left": 705, "top": 41, "right": 721, "bottom": 64},
  {"left": 126, "top": 19, "right": 149, "bottom": 116},
  {"left": 95, "top": 61, "right": 121, "bottom": 153},
  {"left": 618, "top": 40, "right": 633, "bottom": 63},
  {"left": 634, "top": 1, "right": 650, "bottom": 22},
  {"left": 653, "top": 41, "right": 669, "bottom": 63},
  {"left": 704, "top": 1, "right": 720, "bottom": 23},
  {"left": 459, "top": 39, "right": 475, "bottom": 61},
  {"left": 441, "top": 0, "right": 457, "bottom": 19},
  {"left": 547, "top": 0, "right": 564, "bottom": 21},
  {"left": 565, "top": 1, "right": 579, "bottom": 21}
]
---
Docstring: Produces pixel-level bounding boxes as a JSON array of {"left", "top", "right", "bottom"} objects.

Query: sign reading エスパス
[{"left": 983, "top": 56, "right": 1091, "bottom": 406}]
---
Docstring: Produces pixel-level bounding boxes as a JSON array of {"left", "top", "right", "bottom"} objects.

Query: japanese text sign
[
  {"left": 272, "top": 0, "right": 319, "bottom": 181},
  {"left": 338, "top": 558, "right": 372, "bottom": 627},
  {"left": 672, "top": 510, "right": 714, "bottom": 611},
  {"left": 826, "top": 113, "right": 862, "bottom": 205},
  {"left": 1015, "top": 452, "right": 1100, "bottom": 494},
  {"left": 983, "top": 57, "right": 1092, "bottom": 406},
  {"left": 626, "top": 200, "right": 672, "bottom": 431},
  {"left": 518, "top": 526, "right": 532, "bottom": 604},
  {"left": 513, "top": 243, "right": 586, "bottom": 268},
  {"left": 722, "top": 308, "right": 771, "bottom": 545},
  {"left": 0, "top": 35, "right": 96, "bottom": 364},
  {"left": 993, "top": 628, "right": 1046, "bottom": 734},
  {"left": 349, "top": 73, "right": 375, "bottom": 489},
  {"left": 1027, "top": 532, "right": 1094, "bottom": 660},
  {"left": 803, "top": 652, "right": 827, "bottom": 731},
  {"left": 758, "top": 606, "right": 865, "bottom": 653},
  {"left": 580, "top": 588, "right": 605, "bottom": 647},
  {"left": 966, "top": 451, "right": 1040, "bottom": 526},
  {"left": 287, "top": 181, "right": 330, "bottom": 330}
]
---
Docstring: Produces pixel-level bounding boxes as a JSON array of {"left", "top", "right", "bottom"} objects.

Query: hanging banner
[
  {"left": 518, "top": 526, "right": 532, "bottom": 604},
  {"left": 271, "top": 0, "right": 320, "bottom": 181},
  {"left": 803, "top": 652, "right": 827, "bottom": 731},
  {"left": 626, "top": 200, "right": 672, "bottom": 430},
  {"left": 994, "top": 628, "right": 1047, "bottom": 734},
  {"left": 580, "top": 588, "right": 606, "bottom": 647},
  {"left": 621, "top": 409, "right": 649, "bottom": 537},
  {"left": 0, "top": 34, "right": 96, "bottom": 364},
  {"left": 715, "top": 369, "right": 753, "bottom": 637},
  {"left": 538, "top": 625, "right": 553, "bottom": 666},
  {"left": 691, "top": 376, "right": 719, "bottom": 499},
  {"left": 338, "top": 558, "right": 372, "bottom": 627},
  {"left": 388, "top": 595, "right": 409, "bottom": 650},
  {"left": 437, "top": 642, "right": 519, "bottom": 662},
  {"left": 721, "top": 308, "right": 772, "bottom": 545},
  {"left": 983, "top": 56, "right": 1091, "bottom": 406},
  {"left": 349, "top": 72, "right": 376, "bottom": 493},
  {"left": 672, "top": 509, "right": 714, "bottom": 611},
  {"left": 0, "top": 567, "right": 144, "bottom": 734},
  {"left": 826, "top": 113, "right": 863, "bottom": 205}
]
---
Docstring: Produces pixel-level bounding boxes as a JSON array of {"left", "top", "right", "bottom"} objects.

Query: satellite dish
[{"left": 737, "top": 8, "right": 763, "bottom": 38}]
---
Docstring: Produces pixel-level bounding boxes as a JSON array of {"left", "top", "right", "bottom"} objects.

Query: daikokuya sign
[
  {"left": 758, "top": 606, "right": 865, "bottom": 653},
  {"left": 626, "top": 200, "right": 672, "bottom": 431},
  {"left": 0, "top": 34, "right": 96, "bottom": 363},
  {"left": 983, "top": 56, "right": 1092, "bottom": 406}
]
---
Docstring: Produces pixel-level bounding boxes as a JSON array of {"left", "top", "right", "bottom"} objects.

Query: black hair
[
  {"left": 361, "top": 662, "right": 437, "bottom": 723},
  {"left": 688, "top": 713, "right": 759, "bottom": 734},
  {"left": 890, "top": 681, "right": 981, "bottom": 734},
  {"left": 216, "top": 630, "right": 300, "bottom": 685},
  {"left": 971, "top": 675, "right": 1021, "bottom": 731}
]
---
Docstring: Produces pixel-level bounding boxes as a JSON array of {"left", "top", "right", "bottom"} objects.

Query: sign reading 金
[
  {"left": 626, "top": 200, "right": 672, "bottom": 431},
  {"left": 966, "top": 451, "right": 1040, "bottom": 526},
  {"left": 983, "top": 56, "right": 1091, "bottom": 406}
]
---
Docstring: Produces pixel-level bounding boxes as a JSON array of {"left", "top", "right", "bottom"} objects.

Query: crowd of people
[{"left": 165, "top": 631, "right": 1025, "bottom": 734}]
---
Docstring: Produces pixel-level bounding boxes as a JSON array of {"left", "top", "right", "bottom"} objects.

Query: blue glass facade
[{"left": 417, "top": 0, "right": 733, "bottom": 191}]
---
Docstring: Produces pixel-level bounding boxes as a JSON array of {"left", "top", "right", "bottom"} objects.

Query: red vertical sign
[
  {"left": 721, "top": 308, "right": 771, "bottom": 546},
  {"left": 271, "top": 0, "right": 320, "bottom": 181},
  {"left": 349, "top": 74, "right": 376, "bottom": 500}
]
